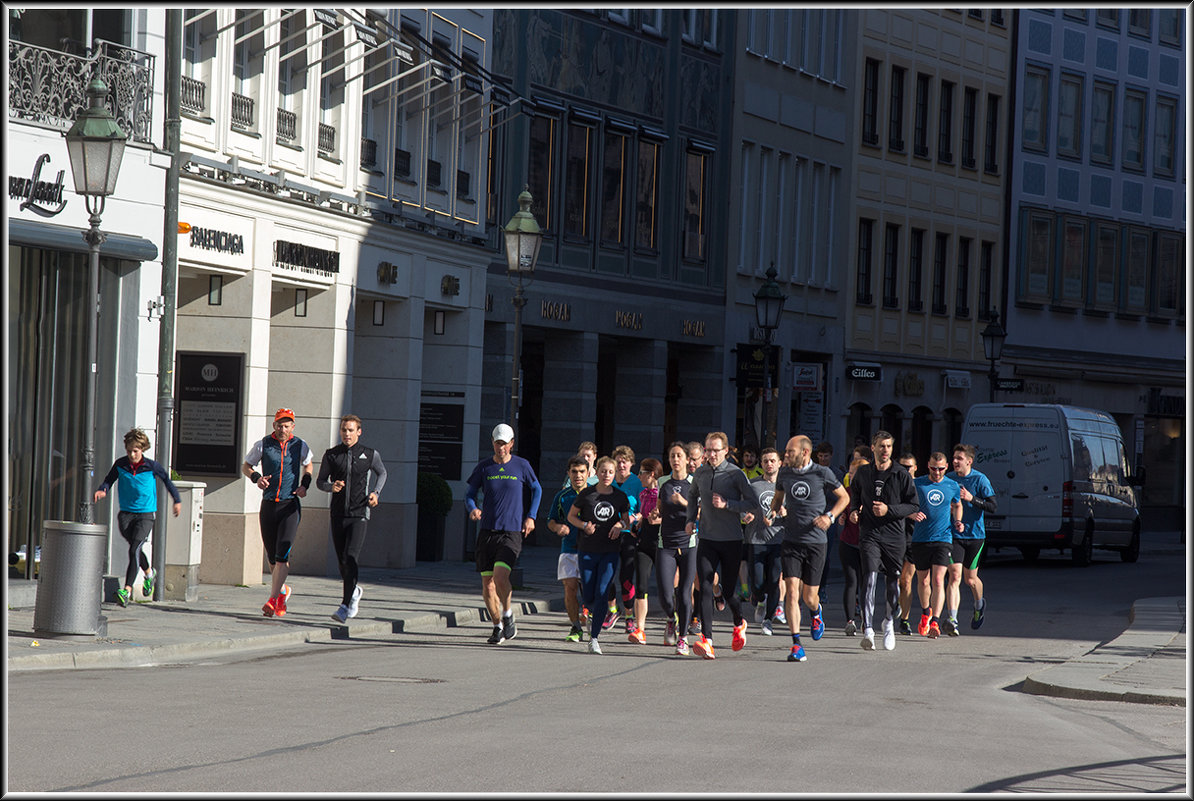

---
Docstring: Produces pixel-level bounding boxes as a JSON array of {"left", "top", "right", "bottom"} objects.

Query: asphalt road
[{"left": 8, "top": 540, "right": 1185, "bottom": 793}]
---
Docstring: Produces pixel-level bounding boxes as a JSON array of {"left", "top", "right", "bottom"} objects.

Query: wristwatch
[{"left": 826, "top": 512, "right": 835, "bottom": 523}]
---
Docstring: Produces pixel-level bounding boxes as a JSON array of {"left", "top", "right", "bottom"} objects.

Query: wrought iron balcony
[
  {"left": 360, "top": 138, "right": 377, "bottom": 168},
  {"left": 318, "top": 122, "right": 335, "bottom": 154},
  {"left": 276, "top": 108, "right": 297, "bottom": 143},
  {"left": 8, "top": 38, "right": 155, "bottom": 143},
  {"left": 181, "top": 75, "right": 206, "bottom": 115},
  {"left": 395, "top": 148, "right": 411, "bottom": 177},
  {"left": 231, "top": 92, "right": 254, "bottom": 130}
]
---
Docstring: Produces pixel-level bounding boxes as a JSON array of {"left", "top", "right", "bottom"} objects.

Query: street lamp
[
  {"left": 64, "top": 77, "right": 127, "bottom": 524},
  {"left": 503, "top": 185, "right": 542, "bottom": 430},
  {"left": 753, "top": 263, "right": 786, "bottom": 450},
  {"left": 980, "top": 310, "right": 1007, "bottom": 403}
]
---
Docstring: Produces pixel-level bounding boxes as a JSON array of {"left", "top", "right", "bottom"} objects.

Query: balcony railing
[
  {"left": 181, "top": 75, "right": 206, "bottom": 114},
  {"left": 395, "top": 148, "right": 411, "bottom": 177},
  {"left": 276, "top": 108, "right": 297, "bottom": 143},
  {"left": 360, "top": 137, "right": 378, "bottom": 168},
  {"left": 318, "top": 122, "right": 335, "bottom": 154},
  {"left": 8, "top": 38, "right": 155, "bottom": 143},
  {"left": 426, "top": 159, "right": 442, "bottom": 187},
  {"left": 231, "top": 92, "right": 254, "bottom": 129}
]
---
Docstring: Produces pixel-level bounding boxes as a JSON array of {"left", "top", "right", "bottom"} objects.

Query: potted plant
[{"left": 415, "top": 471, "right": 453, "bottom": 561}]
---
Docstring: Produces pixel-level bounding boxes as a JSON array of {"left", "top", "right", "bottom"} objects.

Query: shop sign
[
  {"left": 541, "top": 300, "right": 571, "bottom": 321},
  {"left": 615, "top": 310, "right": 643, "bottom": 330},
  {"left": 792, "top": 362, "right": 821, "bottom": 391},
  {"left": 848, "top": 362, "right": 882, "bottom": 381},
  {"left": 995, "top": 378, "right": 1024, "bottom": 392},
  {"left": 736, "top": 343, "right": 779, "bottom": 390},
  {"left": 418, "top": 402, "right": 464, "bottom": 480},
  {"left": 9, "top": 154, "right": 67, "bottom": 217},
  {"left": 188, "top": 227, "right": 244, "bottom": 255},
  {"left": 173, "top": 351, "right": 244, "bottom": 475},
  {"left": 274, "top": 240, "right": 340, "bottom": 276},
  {"left": 682, "top": 319, "right": 706, "bottom": 338}
]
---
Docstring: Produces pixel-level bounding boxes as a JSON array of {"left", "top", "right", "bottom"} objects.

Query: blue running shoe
[
  {"left": 810, "top": 605, "right": 825, "bottom": 641},
  {"left": 788, "top": 643, "right": 807, "bottom": 662},
  {"left": 971, "top": 602, "right": 985, "bottom": 630}
]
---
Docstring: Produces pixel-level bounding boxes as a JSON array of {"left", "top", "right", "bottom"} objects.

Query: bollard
[{"left": 33, "top": 521, "right": 108, "bottom": 635}]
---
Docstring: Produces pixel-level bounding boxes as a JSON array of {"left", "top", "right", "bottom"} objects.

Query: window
[
  {"left": 1152, "top": 233, "right": 1181, "bottom": 316},
  {"left": 979, "top": 241, "right": 994, "bottom": 315},
  {"left": 1158, "top": 9, "right": 1182, "bottom": 45},
  {"left": 231, "top": 11, "right": 264, "bottom": 131},
  {"left": 956, "top": 236, "right": 971, "bottom": 317},
  {"left": 277, "top": 12, "right": 306, "bottom": 121},
  {"left": 182, "top": 10, "right": 216, "bottom": 114},
  {"left": 600, "top": 129, "right": 626, "bottom": 245},
  {"left": 984, "top": 93, "right": 1001, "bottom": 172},
  {"left": 682, "top": 147, "right": 709, "bottom": 262},
  {"left": 563, "top": 121, "right": 592, "bottom": 238},
  {"left": 1090, "top": 222, "right": 1118, "bottom": 309},
  {"left": 1090, "top": 82, "right": 1115, "bottom": 166},
  {"left": 990, "top": 10, "right": 1005, "bottom": 26},
  {"left": 1022, "top": 67, "right": 1049, "bottom": 152},
  {"left": 961, "top": 87, "right": 977, "bottom": 167},
  {"left": 1057, "top": 216, "right": 1087, "bottom": 306},
  {"left": 1063, "top": 10, "right": 1088, "bottom": 22},
  {"left": 634, "top": 138, "right": 660, "bottom": 250},
  {"left": 319, "top": 30, "right": 345, "bottom": 157},
  {"left": 889, "top": 66, "right": 906, "bottom": 150},
  {"left": 527, "top": 114, "right": 556, "bottom": 230},
  {"left": 937, "top": 80, "right": 954, "bottom": 162},
  {"left": 1020, "top": 209, "right": 1053, "bottom": 303},
  {"left": 1120, "top": 227, "right": 1149, "bottom": 314},
  {"left": 1127, "top": 9, "right": 1150, "bottom": 38},
  {"left": 862, "top": 58, "right": 880, "bottom": 146},
  {"left": 882, "top": 223, "right": 900, "bottom": 308},
  {"left": 1153, "top": 96, "right": 1177, "bottom": 178},
  {"left": 856, "top": 218, "right": 874, "bottom": 304},
  {"left": 1096, "top": 10, "right": 1119, "bottom": 31},
  {"left": 1121, "top": 88, "right": 1146, "bottom": 171},
  {"left": 932, "top": 233, "right": 949, "bottom": 315},
  {"left": 1056, "top": 75, "right": 1083, "bottom": 159},
  {"left": 968, "top": 9, "right": 983, "bottom": 20},
  {"left": 908, "top": 228, "right": 925, "bottom": 311},
  {"left": 913, "top": 73, "right": 931, "bottom": 157}
]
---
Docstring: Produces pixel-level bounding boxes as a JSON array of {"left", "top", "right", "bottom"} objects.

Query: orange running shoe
[
  {"left": 262, "top": 597, "right": 277, "bottom": 617},
  {"left": 927, "top": 620, "right": 941, "bottom": 639},
  {"left": 918, "top": 614, "right": 931, "bottom": 637},
  {"left": 275, "top": 583, "right": 291, "bottom": 616},
  {"left": 731, "top": 620, "right": 747, "bottom": 651},
  {"left": 628, "top": 626, "right": 646, "bottom": 645},
  {"left": 693, "top": 635, "right": 716, "bottom": 659}
]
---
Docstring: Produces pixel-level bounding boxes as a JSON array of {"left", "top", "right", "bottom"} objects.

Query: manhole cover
[{"left": 338, "top": 676, "right": 446, "bottom": 684}]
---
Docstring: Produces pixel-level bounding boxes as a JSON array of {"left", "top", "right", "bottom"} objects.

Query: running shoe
[
  {"left": 844, "top": 618, "right": 857, "bottom": 636},
  {"left": 566, "top": 626, "right": 582, "bottom": 642},
  {"left": 275, "top": 584, "right": 291, "bottom": 617},
  {"left": 487, "top": 624, "right": 503, "bottom": 644},
  {"left": 262, "top": 596, "right": 277, "bottom": 617},
  {"left": 675, "top": 637, "right": 690, "bottom": 656},
  {"left": 811, "top": 606, "right": 825, "bottom": 641},
  {"left": 737, "top": 582, "right": 751, "bottom": 601},
  {"left": 625, "top": 617, "right": 636, "bottom": 635},
  {"left": 580, "top": 606, "right": 590, "bottom": 627},
  {"left": 714, "top": 592, "right": 726, "bottom": 612},
  {"left": 760, "top": 619, "right": 773, "bottom": 636},
  {"left": 115, "top": 587, "right": 131, "bottom": 607},
  {"left": 943, "top": 617, "right": 960, "bottom": 637},
  {"left": 628, "top": 626, "right": 646, "bottom": 645},
  {"left": 788, "top": 643, "right": 807, "bottom": 662},
  {"left": 693, "top": 635, "right": 716, "bottom": 659},
  {"left": 927, "top": 620, "right": 941, "bottom": 639},
  {"left": 331, "top": 604, "right": 349, "bottom": 624},
  {"left": 754, "top": 603, "right": 767, "bottom": 624},
  {"left": 918, "top": 614, "right": 931, "bottom": 637},
  {"left": 588, "top": 637, "right": 603, "bottom": 654},
  {"left": 141, "top": 569, "right": 155, "bottom": 597},
  {"left": 347, "top": 586, "right": 362, "bottom": 618},
  {"left": 664, "top": 619, "right": 677, "bottom": 646},
  {"left": 602, "top": 608, "right": 619, "bottom": 631},
  {"left": 882, "top": 619, "right": 896, "bottom": 651},
  {"left": 501, "top": 616, "right": 517, "bottom": 642},
  {"left": 861, "top": 627, "right": 875, "bottom": 650},
  {"left": 898, "top": 618, "right": 912, "bottom": 636},
  {"left": 774, "top": 606, "right": 787, "bottom": 624},
  {"left": 732, "top": 620, "right": 747, "bottom": 651},
  {"left": 971, "top": 602, "right": 985, "bottom": 630},
  {"left": 688, "top": 616, "right": 701, "bottom": 636}
]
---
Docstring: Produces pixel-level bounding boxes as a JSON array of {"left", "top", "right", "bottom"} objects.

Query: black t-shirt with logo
[{"left": 571, "top": 485, "right": 631, "bottom": 554}]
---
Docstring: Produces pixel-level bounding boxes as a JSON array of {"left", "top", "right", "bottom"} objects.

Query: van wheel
[
  {"left": 1071, "top": 521, "right": 1094, "bottom": 567},
  {"left": 1019, "top": 547, "right": 1040, "bottom": 563},
  {"left": 1120, "top": 525, "right": 1140, "bottom": 563}
]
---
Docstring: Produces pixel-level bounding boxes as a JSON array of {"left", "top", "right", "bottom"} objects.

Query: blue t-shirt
[
  {"left": 96, "top": 456, "right": 181, "bottom": 513},
  {"left": 947, "top": 468, "right": 995, "bottom": 540},
  {"left": 465, "top": 455, "right": 542, "bottom": 532},
  {"left": 548, "top": 484, "right": 584, "bottom": 554},
  {"left": 912, "top": 475, "right": 961, "bottom": 544},
  {"left": 612, "top": 473, "right": 643, "bottom": 515}
]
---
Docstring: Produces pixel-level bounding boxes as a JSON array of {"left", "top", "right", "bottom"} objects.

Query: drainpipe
[{"left": 153, "top": 9, "right": 182, "bottom": 600}]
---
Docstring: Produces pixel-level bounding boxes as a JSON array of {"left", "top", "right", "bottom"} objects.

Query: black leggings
[
  {"left": 654, "top": 544, "right": 697, "bottom": 626},
  {"left": 607, "top": 536, "right": 639, "bottom": 609},
  {"left": 839, "top": 541, "right": 862, "bottom": 622},
  {"left": 749, "top": 542, "right": 783, "bottom": 618},
  {"left": 117, "top": 511, "right": 154, "bottom": 588},
  {"left": 331, "top": 516, "right": 368, "bottom": 605},
  {"left": 635, "top": 535, "right": 658, "bottom": 600},
  {"left": 259, "top": 498, "right": 301, "bottom": 564},
  {"left": 697, "top": 538, "right": 745, "bottom": 637}
]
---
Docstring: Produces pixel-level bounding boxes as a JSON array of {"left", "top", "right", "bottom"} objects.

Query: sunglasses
[{"left": 928, "top": 466, "right": 947, "bottom": 472}]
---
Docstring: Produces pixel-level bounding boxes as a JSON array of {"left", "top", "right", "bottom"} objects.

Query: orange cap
[{"left": 274, "top": 408, "right": 295, "bottom": 423}]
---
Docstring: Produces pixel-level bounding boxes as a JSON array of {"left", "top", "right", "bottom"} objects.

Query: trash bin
[{"left": 33, "top": 521, "right": 108, "bottom": 635}]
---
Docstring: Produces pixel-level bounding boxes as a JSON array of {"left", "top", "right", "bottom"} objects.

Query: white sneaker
[
  {"left": 347, "top": 585, "right": 363, "bottom": 618},
  {"left": 861, "top": 628, "right": 876, "bottom": 650},
  {"left": 588, "top": 638, "right": 603, "bottom": 655},
  {"left": 760, "top": 619, "right": 773, "bottom": 636},
  {"left": 330, "top": 604, "right": 348, "bottom": 623},
  {"left": 754, "top": 603, "right": 766, "bottom": 624},
  {"left": 844, "top": 618, "right": 857, "bottom": 636},
  {"left": 882, "top": 619, "right": 896, "bottom": 651}
]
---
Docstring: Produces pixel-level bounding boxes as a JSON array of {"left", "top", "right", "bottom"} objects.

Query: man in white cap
[{"left": 465, "top": 423, "right": 543, "bottom": 644}]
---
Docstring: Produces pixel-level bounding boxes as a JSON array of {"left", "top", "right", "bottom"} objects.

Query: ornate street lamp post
[
  {"left": 980, "top": 310, "right": 1008, "bottom": 403},
  {"left": 753, "top": 264, "right": 786, "bottom": 450},
  {"left": 503, "top": 186, "right": 542, "bottom": 431}
]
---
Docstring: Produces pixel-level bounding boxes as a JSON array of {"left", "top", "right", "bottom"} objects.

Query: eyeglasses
[
  {"left": 928, "top": 466, "right": 947, "bottom": 472},
  {"left": 706, "top": 446, "right": 725, "bottom": 452}
]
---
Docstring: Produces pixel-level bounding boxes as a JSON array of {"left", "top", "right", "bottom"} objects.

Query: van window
[{"left": 1070, "top": 433, "right": 1095, "bottom": 481}]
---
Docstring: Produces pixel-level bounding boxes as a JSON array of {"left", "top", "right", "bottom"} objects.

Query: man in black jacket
[
  {"left": 317, "top": 414, "right": 388, "bottom": 623},
  {"left": 847, "top": 430, "right": 919, "bottom": 652}
]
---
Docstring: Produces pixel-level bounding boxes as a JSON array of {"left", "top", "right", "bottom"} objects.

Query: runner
[
  {"left": 945, "top": 443, "right": 998, "bottom": 634},
  {"left": 567, "top": 457, "right": 632, "bottom": 654},
  {"left": 628, "top": 458, "right": 662, "bottom": 644},
  {"left": 846, "top": 430, "right": 919, "bottom": 651},
  {"left": 465, "top": 423, "right": 543, "bottom": 644},
  {"left": 547, "top": 455, "right": 590, "bottom": 641},
  {"left": 242, "top": 408, "right": 314, "bottom": 617},
  {"left": 655, "top": 443, "right": 697, "bottom": 654},
  {"left": 896, "top": 452, "right": 919, "bottom": 635},
  {"left": 316, "top": 414, "right": 388, "bottom": 623},
  {"left": 747, "top": 448, "right": 786, "bottom": 635},
  {"left": 907, "top": 452, "right": 964, "bottom": 638},
  {"left": 771, "top": 435, "right": 849, "bottom": 662}
]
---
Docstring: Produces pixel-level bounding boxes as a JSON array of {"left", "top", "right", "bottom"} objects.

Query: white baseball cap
[{"left": 492, "top": 423, "right": 515, "bottom": 443}]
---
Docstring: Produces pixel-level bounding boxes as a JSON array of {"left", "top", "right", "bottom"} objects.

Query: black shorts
[
  {"left": 951, "top": 538, "right": 985, "bottom": 570},
  {"left": 859, "top": 534, "right": 904, "bottom": 578},
  {"left": 117, "top": 511, "right": 155, "bottom": 544},
  {"left": 476, "top": 529, "right": 522, "bottom": 575},
  {"left": 911, "top": 541, "right": 953, "bottom": 571},
  {"left": 259, "top": 498, "right": 301, "bottom": 565},
  {"left": 781, "top": 540, "right": 827, "bottom": 585}
]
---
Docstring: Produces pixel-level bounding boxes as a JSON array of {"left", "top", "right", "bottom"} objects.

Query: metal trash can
[{"left": 33, "top": 521, "right": 108, "bottom": 635}]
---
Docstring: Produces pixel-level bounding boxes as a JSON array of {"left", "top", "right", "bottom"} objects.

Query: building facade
[{"left": 1004, "top": 8, "right": 1186, "bottom": 523}]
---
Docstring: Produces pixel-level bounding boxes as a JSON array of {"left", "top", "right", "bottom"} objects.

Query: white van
[{"left": 960, "top": 403, "right": 1141, "bottom": 566}]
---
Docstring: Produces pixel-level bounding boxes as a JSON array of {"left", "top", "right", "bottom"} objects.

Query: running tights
[
  {"left": 654, "top": 544, "right": 697, "bottom": 628},
  {"left": 697, "top": 538, "right": 745, "bottom": 638},
  {"left": 580, "top": 551, "right": 620, "bottom": 641},
  {"left": 331, "top": 516, "right": 368, "bottom": 605}
]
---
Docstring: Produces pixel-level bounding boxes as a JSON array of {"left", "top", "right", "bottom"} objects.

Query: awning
[{"left": 9, "top": 218, "right": 159, "bottom": 262}]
